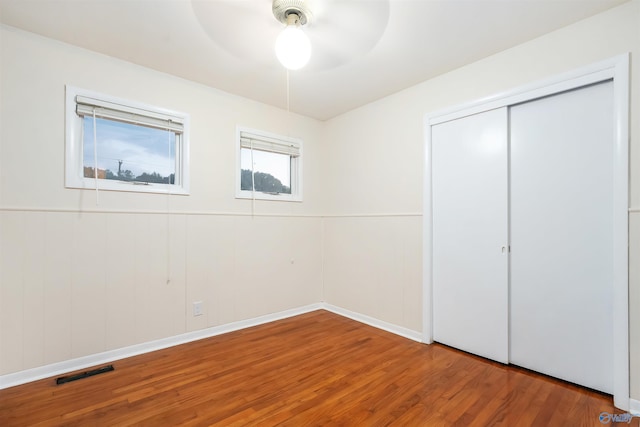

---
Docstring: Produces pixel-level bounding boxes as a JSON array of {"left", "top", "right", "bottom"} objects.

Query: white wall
[
  {"left": 0, "top": 26, "right": 324, "bottom": 375},
  {"left": 321, "top": 0, "right": 640, "bottom": 399},
  {"left": 2, "top": 0, "right": 639, "bottom": 401}
]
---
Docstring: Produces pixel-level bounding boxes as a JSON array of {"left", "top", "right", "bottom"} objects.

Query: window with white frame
[
  {"left": 236, "top": 127, "right": 302, "bottom": 202},
  {"left": 65, "top": 86, "right": 190, "bottom": 195}
]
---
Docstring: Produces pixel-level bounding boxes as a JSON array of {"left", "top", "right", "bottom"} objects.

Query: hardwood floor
[{"left": 0, "top": 310, "right": 630, "bottom": 426}]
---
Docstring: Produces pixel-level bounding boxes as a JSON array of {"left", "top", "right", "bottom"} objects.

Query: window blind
[
  {"left": 76, "top": 95, "right": 184, "bottom": 132},
  {"left": 240, "top": 131, "right": 300, "bottom": 157}
]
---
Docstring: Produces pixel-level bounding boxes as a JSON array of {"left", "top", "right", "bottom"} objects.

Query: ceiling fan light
[{"left": 275, "top": 22, "right": 311, "bottom": 70}]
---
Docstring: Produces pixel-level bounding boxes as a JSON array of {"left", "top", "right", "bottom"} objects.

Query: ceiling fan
[{"left": 191, "top": 0, "right": 390, "bottom": 71}]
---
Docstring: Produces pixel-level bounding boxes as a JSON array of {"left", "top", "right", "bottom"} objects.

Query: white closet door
[
  {"left": 432, "top": 107, "right": 509, "bottom": 363},
  {"left": 510, "top": 81, "right": 614, "bottom": 393}
]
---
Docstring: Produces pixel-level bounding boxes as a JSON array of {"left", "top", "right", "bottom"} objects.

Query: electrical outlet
[{"left": 193, "top": 301, "right": 203, "bottom": 317}]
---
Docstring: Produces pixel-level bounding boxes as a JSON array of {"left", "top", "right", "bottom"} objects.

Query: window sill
[
  {"left": 66, "top": 178, "right": 189, "bottom": 195},
  {"left": 235, "top": 191, "right": 302, "bottom": 202}
]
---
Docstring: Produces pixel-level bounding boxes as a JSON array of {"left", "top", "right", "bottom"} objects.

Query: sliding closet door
[
  {"left": 509, "top": 81, "right": 614, "bottom": 393},
  {"left": 432, "top": 108, "right": 509, "bottom": 363}
]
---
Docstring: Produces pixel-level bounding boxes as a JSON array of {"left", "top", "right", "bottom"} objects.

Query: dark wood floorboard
[{"left": 0, "top": 310, "right": 632, "bottom": 426}]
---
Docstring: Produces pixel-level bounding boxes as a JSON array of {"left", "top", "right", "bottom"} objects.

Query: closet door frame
[{"left": 422, "top": 54, "right": 630, "bottom": 410}]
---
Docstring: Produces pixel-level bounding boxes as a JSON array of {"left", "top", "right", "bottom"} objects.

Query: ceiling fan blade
[
  {"left": 306, "top": 0, "right": 389, "bottom": 70},
  {"left": 191, "top": 0, "right": 281, "bottom": 65}
]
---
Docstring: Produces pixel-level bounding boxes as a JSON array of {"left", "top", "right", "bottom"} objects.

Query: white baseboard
[
  {"left": 0, "top": 303, "right": 322, "bottom": 390},
  {"left": 0, "top": 302, "right": 423, "bottom": 390},
  {"left": 321, "top": 303, "right": 423, "bottom": 342},
  {"left": 630, "top": 398, "right": 640, "bottom": 416}
]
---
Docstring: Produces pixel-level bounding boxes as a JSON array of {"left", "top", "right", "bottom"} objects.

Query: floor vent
[{"left": 56, "top": 365, "right": 114, "bottom": 385}]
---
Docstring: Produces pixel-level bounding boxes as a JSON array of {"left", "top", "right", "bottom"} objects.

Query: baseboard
[
  {"left": 0, "top": 302, "right": 423, "bottom": 390},
  {"left": 320, "top": 303, "right": 423, "bottom": 343},
  {"left": 0, "top": 303, "right": 323, "bottom": 390},
  {"left": 630, "top": 398, "right": 640, "bottom": 416}
]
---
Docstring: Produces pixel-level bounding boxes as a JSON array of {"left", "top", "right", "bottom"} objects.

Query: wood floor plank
[{"left": 0, "top": 310, "right": 631, "bottom": 426}]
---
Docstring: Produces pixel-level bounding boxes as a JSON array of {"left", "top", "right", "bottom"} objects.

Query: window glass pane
[
  {"left": 82, "top": 117, "right": 176, "bottom": 184},
  {"left": 240, "top": 148, "right": 291, "bottom": 194}
]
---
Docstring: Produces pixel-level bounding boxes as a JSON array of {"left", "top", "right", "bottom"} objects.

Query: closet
[
  {"left": 427, "top": 62, "right": 627, "bottom": 399},
  {"left": 432, "top": 107, "right": 509, "bottom": 364}
]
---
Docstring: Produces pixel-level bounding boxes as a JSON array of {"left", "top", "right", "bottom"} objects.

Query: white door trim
[{"left": 422, "top": 54, "right": 630, "bottom": 410}]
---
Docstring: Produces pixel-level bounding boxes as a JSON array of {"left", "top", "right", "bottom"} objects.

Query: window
[
  {"left": 65, "top": 86, "right": 190, "bottom": 194},
  {"left": 236, "top": 127, "right": 302, "bottom": 202}
]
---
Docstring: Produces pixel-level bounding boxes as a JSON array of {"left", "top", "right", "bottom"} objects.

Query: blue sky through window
[
  {"left": 240, "top": 148, "right": 291, "bottom": 187},
  {"left": 82, "top": 117, "right": 175, "bottom": 180}
]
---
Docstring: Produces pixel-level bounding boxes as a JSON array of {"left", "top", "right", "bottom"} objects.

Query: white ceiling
[{"left": 0, "top": 0, "right": 629, "bottom": 120}]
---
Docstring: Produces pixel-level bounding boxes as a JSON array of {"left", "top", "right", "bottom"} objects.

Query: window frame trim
[
  {"left": 65, "top": 85, "right": 190, "bottom": 195},
  {"left": 235, "top": 126, "right": 303, "bottom": 202}
]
